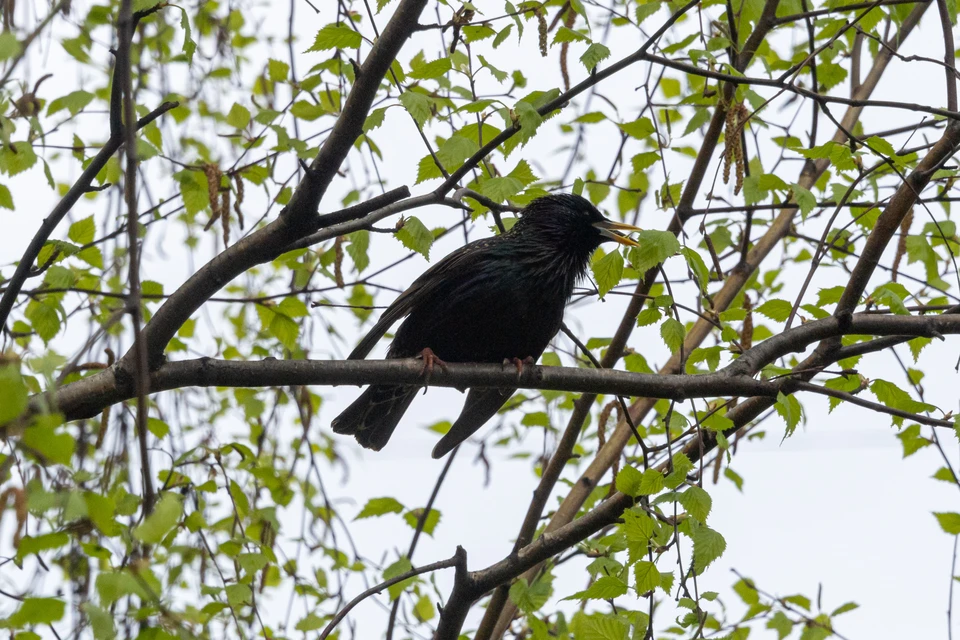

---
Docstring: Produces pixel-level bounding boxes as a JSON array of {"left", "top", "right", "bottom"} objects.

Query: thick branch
[
  {"left": 125, "top": 0, "right": 428, "bottom": 369},
  {"left": 7, "top": 312, "right": 957, "bottom": 431}
]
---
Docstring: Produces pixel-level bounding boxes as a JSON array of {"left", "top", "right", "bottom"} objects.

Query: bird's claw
[
  {"left": 418, "top": 347, "right": 449, "bottom": 392},
  {"left": 502, "top": 356, "right": 535, "bottom": 380}
]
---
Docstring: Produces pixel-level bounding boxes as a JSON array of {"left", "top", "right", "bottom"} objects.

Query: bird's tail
[
  {"left": 431, "top": 387, "right": 514, "bottom": 458},
  {"left": 331, "top": 385, "right": 417, "bottom": 451}
]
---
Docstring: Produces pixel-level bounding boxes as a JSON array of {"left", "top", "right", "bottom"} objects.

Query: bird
[{"left": 331, "top": 193, "right": 642, "bottom": 459}]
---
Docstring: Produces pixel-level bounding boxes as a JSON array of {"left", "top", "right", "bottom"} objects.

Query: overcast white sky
[{"left": 3, "top": 0, "right": 960, "bottom": 637}]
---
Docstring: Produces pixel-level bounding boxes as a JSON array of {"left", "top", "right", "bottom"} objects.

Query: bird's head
[{"left": 512, "top": 193, "right": 642, "bottom": 258}]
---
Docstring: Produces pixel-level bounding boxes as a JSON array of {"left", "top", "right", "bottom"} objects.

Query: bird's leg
[
  {"left": 502, "top": 356, "right": 536, "bottom": 379},
  {"left": 417, "top": 347, "right": 449, "bottom": 391}
]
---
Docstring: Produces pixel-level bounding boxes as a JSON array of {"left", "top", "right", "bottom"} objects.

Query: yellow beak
[{"left": 593, "top": 219, "right": 643, "bottom": 247}]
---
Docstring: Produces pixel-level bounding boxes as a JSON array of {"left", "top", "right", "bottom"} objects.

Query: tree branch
[
  {"left": 123, "top": 0, "right": 429, "bottom": 369},
  {"left": 319, "top": 553, "right": 460, "bottom": 640}
]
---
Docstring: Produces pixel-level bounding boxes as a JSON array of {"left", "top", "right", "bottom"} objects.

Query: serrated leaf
[
  {"left": 399, "top": 91, "right": 431, "bottom": 127},
  {"left": 397, "top": 216, "right": 434, "bottom": 259},
  {"left": 775, "top": 391, "right": 802, "bottom": 436},
  {"left": 660, "top": 317, "right": 685, "bottom": 353},
  {"left": 356, "top": 496, "right": 404, "bottom": 519},
  {"left": 592, "top": 249, "right": 624, "bottom": 297},
  {"left": 634, "top": 561, "right": 661, "bottom": 592},
  {"left": 678, "top": 486, "right": 712, "bottom": 522},
  {"left": 756, "top": 299, "right": 792, "bottom": 322},
  {"left": 580, "top": 43, "right": 610, "bottom": 71},
  {"left": 615, "top": 465, "right": 643, "bottom": 496},
  {"left": 563, "top": 576, "right": 628, "bottom": 601},
  {"left": 632, "top": 230, "right": 680, "bottom": 273},
  {"left": 690, "top": 520, "right": 726, "bottom": 573},
  {"left": 934, "top": 512, "right": 960, "bottom": 534},
  {"left": 306, "top": 24, "right": 362, "bottom": 52}
]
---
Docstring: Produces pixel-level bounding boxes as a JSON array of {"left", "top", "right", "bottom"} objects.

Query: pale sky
[{"left": 2, "top": 1, "right": 959, "bottom": 638}]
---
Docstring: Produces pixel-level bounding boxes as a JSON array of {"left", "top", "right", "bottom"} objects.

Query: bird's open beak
[{"left": 593, "top": 219, "right": 643, "bottom": 247}]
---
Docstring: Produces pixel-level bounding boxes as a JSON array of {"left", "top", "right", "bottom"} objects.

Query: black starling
[{"left": 331, "top": 193, "right": 641, "bottom": 458}]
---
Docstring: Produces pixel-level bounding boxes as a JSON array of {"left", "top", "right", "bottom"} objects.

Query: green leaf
[
  {"left": 8, "top": 598, "right": 66, "bottom": 626},
  {"left": 870, "top": 379, "right": 935, "bottom": 415},
  {"left": 1, "top": 141, "right": 38, "bottom": 176},
  {"left": 226, "top": 103, "right": 251, "bottom": 129},
  {"left": 0, "top": 31, "right": 22, "bottom": 61},
  {"left": 678, "top": 486, "right": 712, "bottom": 522},
  {"left": 621, "top": 508, "right": 654, "bottom": 544},
  {"left": 81, "top": 603, "right": 116, "bottom": 640},
  {"left": 508, "top": 159, "right": 539, "bottom": 186},
  {"left": 290, "top": 100, "right": 325, "bottom": 121},
  {"left": 793, "top": 183, "right": 816, "bottom": 218},
  {"left": 409, "top": 56, "right": 452, "bottom": 80},
  {"left": 831, "top": 601, "right": 859, "bottom": 616},
  {"left": 397, "top": 216, "right": 434, "bottom": 260},
  {"left": 580, "top": 43, "right": 610, "bottom": 71},
  {"left": 896, "top": 424, "right": 932, "bottom": 457},
  {"left": 631, "top": 152, "right": 660, "bottom": 173},
  {"left": 268, "top": 58, "right": 290, "bottom": 82},
  {"left": 637, "top": 468, "right": 664, "bottom": 496},
  {"left": 563, "top": 576, "right": 628, "bottom": 601},
  {"left": 47, "top": 90, "right": 95, "bottom": 117},
  {"left": 16, "top": 532, "right": 69, "bottom": 562},
  {"left": 295, "top": 614, "right": 324, "bottom": 632},
  {"left": 552, "top": 26, "right": 589, "bottom": 44},
  {"left": 578, "top": 613, "right": 629, "bottom": 640},
  {"left": 632, "top": 230, "right": 680, "bottom": 273},
  {"left": 620, "top": 117, "right": 655, "bottom": 140},
  {"left": 355, "top": 497, "right": 404, "bottom": 519},
  {"left": 175, "top": 5, "right": 196, "bottom": 63},
  {"left": 509, "top": 574, "right": 553, "bottom": 613},
  {"left": 383, "top": 557, "right": 415, "bottom": 600},
  {"left": 96, "top": 571, "right": 146, "bottom": 605},
  {"left": 689, "top": 520, "right": 726, "bottom": 573},
  {"left": 403, "top": 507, "right": 440, "bottom": 535},
  {"left": 615, "top": 465, "right": 643, "bottom": 496},
  {"left": 480, "top": 176, "right": 524, "bottom": 203},
  {"left": 225, "top": 583, "right": 252, "bottom": 606},
  {"left": 68, "top": 215, "right": 96, "bottom": 245},
  {"left": 133, "top": 493, "right": 183, "bottom": 544},
  {"left": 775, "top": 391, "right": 802, "bottom": 436},
  {"left": 414, "top": 594, "right": 435, "bottom": 622},
  {"left": 0, "top": 182, "right": 12, "bottom": 209},
  {"left": 660, "top": 317, "right": 685, "bottom": 353},
  {"left": 756, "top": 299, "right": 792, "bottom": 322},
  {"left": 0, "top": 364, "right": 28, "bottom": 424},
  {"left": 21, "top": 421, "right": 73, "bottom": 465},
  {"left": 592, "top": 249, "right": 624, "bottom": 297},
  {"left": 399, "top": 91, "right": 431, "bottom": 127},
  {"left": 306, "top": 24, "right": 362, "bottom": 52},
  {"left": 634, "top": 561, "right": 661, "bottom": 592},
  {"left": 934, "top": 512, "right": 960, "bottom": 534}
]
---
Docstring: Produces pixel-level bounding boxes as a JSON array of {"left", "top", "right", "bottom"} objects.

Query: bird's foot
[
  {"left": 418, "top": 347, "right": 449, "bottom": 391},
  {"left": 502, "top": 356, "right": 536, "bottom": 379}
]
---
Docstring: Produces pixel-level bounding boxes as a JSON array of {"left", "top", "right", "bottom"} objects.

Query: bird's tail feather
[
  {"left": 332, "top": 385, "right": 417, "bottom": 451},
  {"left": 432, "top": 387, "right": 514, "bottom": 458}
]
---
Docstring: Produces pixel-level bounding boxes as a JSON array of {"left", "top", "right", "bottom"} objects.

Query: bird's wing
[
  {"left": 431, "top": 387, "right": 514, "bottom": 458},
  {"left": 347, "top": 237, "right": 500, "bottom": 360}
]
